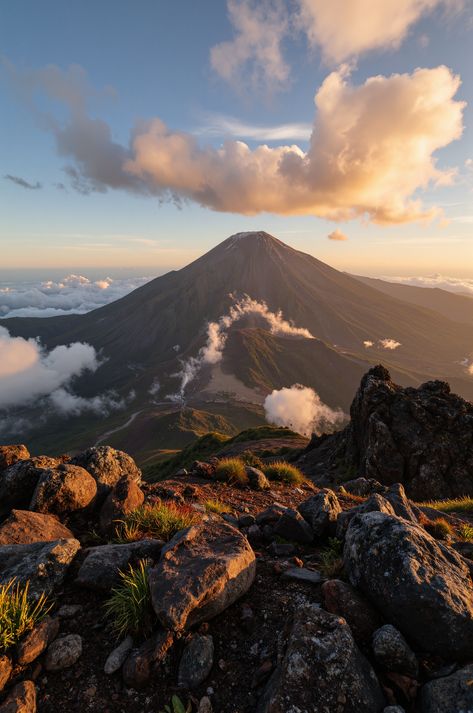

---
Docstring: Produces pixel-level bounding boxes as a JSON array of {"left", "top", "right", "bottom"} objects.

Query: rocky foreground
[{"left": 0, "top": 370, "right": 473, "bottom": 713}]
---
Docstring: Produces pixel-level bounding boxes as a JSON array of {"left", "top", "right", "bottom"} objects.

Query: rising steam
[
  {"left": 169, "top": 295, "right": 314, "bottom": 401},
  {"left": 264, "top": 384, "right": 346, "bottom": 437}
]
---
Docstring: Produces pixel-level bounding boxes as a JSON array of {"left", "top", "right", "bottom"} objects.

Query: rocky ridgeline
[
  {"left": 0, "top": 377, "right": 472, "bottom": 712},
  {"left": 297, "top": 365, "right": 473, "bottom": 500}
]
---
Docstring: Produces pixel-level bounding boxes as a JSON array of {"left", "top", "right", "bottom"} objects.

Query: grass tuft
[
  {"left": 204, "top": 499, "right": 232, "bottom": 514},
  {"left": 418, "top": 496, "right": 473, "bottom": 513},
  {"left": 214, "top": 458, "right": 249, "bottom": 487},
  {"left": 421, "top": 516, "right": 453, "bottom": 540},
  {"left": 457, "top": 523, "right": 473, "bottom": 542},
  {"left": 0, "top": 579, "right": 50, "bottom": 654},
  {"left": 104, "top": 560, "right": 154, "bottom": 639},
  {"left": 319, "top": 538, "right": 344, "bottom": 579},
  {"left": 115, "top": 502, "right": 200, "bottom": 543},
  {"left": 263, "top": 461, "right": 305, "bottom": 485}
]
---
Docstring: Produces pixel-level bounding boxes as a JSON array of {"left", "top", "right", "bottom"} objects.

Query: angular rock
[
  {"left": 122, "top": 630, "right": 173, "bottom": 688},
  {"left": 345, "top": 511, "right": 473, "bottom": 659},
  {"left": 322, "top": 578, "right": 382, "bottom": 644},
  {"left": 269, "top": 542, "right": 295, "bottom": 557},
  {"left": 149, "top": 521, "right": 256, "bottom": 631},
  {"left": 0, "top": 456, "right": 60, "bottom": 517},
  {"left": 0, "top": 680, "right": 36, "bottom": 713},
  {"left": 281, "top": 567, "right": 323, "bottom": 584},
  {"left": 44, "top": 634, "right": 82, "bottom": 671},
  {"left": 336, "top": 494, "right": 396, "bottom": 539},
  {"left": 421, "top": 664, "right": 473, "bottom": 713},
  {"left": 0, "top": 510, "right": 74, "bottom": 546},
  {"left": 383, "top": 484, "right": 418, "bottom": 524},
  {"left": 343, "top": 477, "right": 386, "bottom": 496},
  {"left": 99, "top": 477, "right": 144, "bottom": 534},
  {"left": 0, "top": 656, "right": 12, "bottom": 693},
  {"left": 273, "top": 508, "right": 313, "bottom": 544},
  {"left": 238, "top": 514, "right": 256, "bottom": 529},
  {"left": 0, "top": 539, "right": 80, "bottom": 599},
  {"left": 257, "top": 604, "right": 385, "bottom": 713},
  {"left": 372, "top": 625, "right": 418, "bottom": 678},
  {"left": 0, "top": 445, "right": 30, "bottom": 471},
  {"left": 76, "top": 539, "right": 163, "bottom": 592},
  {"left": 104, "top": 635, "right": 133, "bottom": 675},
  {"left": 245, "top": 467, "right": 270, "bottom": 491},
  {"left": 70, "top": 446, "right": 141, "bottom": 495},
  {"left": 16, "top": 616, "right": 60, "bottom": 666},
  {"left": 255, "top": 504, "right": 287, "bottom": 527},
  {"left": 178, "top": 635, "right": 214, "bottom": 689},
  {"left": 30, "top": 464, "right": 97, "bottom": 515},
  {"left": 298, "top": 488, "right": 341, "bottom": 537}
]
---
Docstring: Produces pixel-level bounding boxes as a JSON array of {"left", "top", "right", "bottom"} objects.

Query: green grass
[
  {"left": 104, "top": 560, "right": 154, "bottom": 639},
  {"left": 0, "top": 579, "right": 50, "bottom": 654},
  {"left": 457, "top": 523, "right": 473, "bottom": 542},
  {"left": 418, "top": 496, "right": 473, "bottom": 513},
  {"left": 159, "top": 695, "right": 192, "bottom": 713},
  {"left": 319, "top": 538, "right": 344, "bottom": 578},
  {"left": 204, "top": 499, "right": 232, "bottom": 514},
  {"left": 263, "top": 461, "right": 305, "bottom": 485},
  {"left": 231, "top": 425, "right": 301, "bottom": 443},
  {"left": 143, "top": 432, "right": 230, "bottom": 482},
  {"left": 214, "top": 457, "right": 249, "bottom": 487},
  {"left": 115, "top": 502, "right": 200, "bottom": 543}
]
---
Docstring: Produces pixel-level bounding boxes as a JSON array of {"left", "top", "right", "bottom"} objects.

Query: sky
[{"left": 1, "top": 0, "right": 472, "bottom": 278}]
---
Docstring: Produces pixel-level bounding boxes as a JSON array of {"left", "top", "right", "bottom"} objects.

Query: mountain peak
[{"left": 220, "top": 230, "right": 294, "bottom": 255}]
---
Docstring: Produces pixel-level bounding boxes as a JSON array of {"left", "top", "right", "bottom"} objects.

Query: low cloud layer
[
  {"left": 264, "top": 383, "right": 346, "bottom": 436},
  {"left": 0, "top": 274, "right": 151, "bottom": 318},
  {"left": 6, "top": 61, "right": 465, "bottom": 224},
  {"left": 4, "top": 174, "right": 42, "bottom": 190},
  {"left": 382, "top": 274, "right": 473, "bottom": 297}
]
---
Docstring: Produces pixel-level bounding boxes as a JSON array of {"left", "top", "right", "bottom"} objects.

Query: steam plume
[{"left": 264, "top": 384, "right": 346, "bottom": 436}]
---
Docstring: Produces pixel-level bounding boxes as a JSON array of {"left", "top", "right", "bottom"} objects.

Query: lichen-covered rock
[
  {"left": 178, "top": 635, "right": 214, "bottom": 689},
  {"left": 298, "top": 488, "right": 341, "bottom": 537},
  {"left": 0, "top": 680, "right": 36, "bottom": 713},
  {"left": 44, "top": 634, "right": 82, "bottom": 671},
  {"left": 344, "top": 511, "right": 473, "bottom": 659},
  {"left": 76, "top": 539, "right": 163, "bottom": 592},
  {"left": 336, "top": 493, "right": 396, "bottom": 539},
  {"left": 99, "top": 476, "right": 144, "bottom": 534},
  {"left": 382, "top": 484, "right": 419, "bottom": 524},
  {"left": 0, "top": 445, "right": 30, "bottom": 472},
  {"left": 0, "top": 456, "right": 60, "bottom": 517},
  {"left": 0, "top": 539, "right": 80, "bottom": 599},
  {"left": 421, "top": 664, "right": 473, "bottom": 712},
  {"left": 273, "top": 507, "right": 313, "bottom": 544},
  {"left": 0, "top": 510, "right": 74, "bottom": 545},
  {"left": 30, "top": 464, "right": 97, "bottom": 515},
  {"left": 322, "top": 578, "right": 382, "bottom": 644},
  {"left": 372, "top": 625, "right": 418, "bottom": 678},
  {"left": 257, "top": 604, "right": 385, "bottom": 713},
  {"left": 70, "top": 446, "right": 141, "bottom": 495},
  {"left": 343, "top": 477, "right": 387, "bottom": 496},
  {"left": 149, "top": 521, "right": 256, "bottom": 631}
]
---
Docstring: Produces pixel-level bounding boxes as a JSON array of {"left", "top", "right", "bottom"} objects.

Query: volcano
[{"left": 2, "top": 231, "right": 473, "bottom": 459}]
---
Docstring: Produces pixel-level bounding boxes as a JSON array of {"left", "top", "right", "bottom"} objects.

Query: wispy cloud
[
  {"left": 328, "top": 229, "right": 348, "bottom": 241},
  {"left": 195, "top": 113, "right": 312, "bottom": 141},
  {"left": 4, "top": 174, "right": 42, "bottom": 190}
]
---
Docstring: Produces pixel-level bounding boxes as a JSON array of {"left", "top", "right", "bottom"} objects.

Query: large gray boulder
[
  {"left": 70, "top": 446, "right": 141, "bottom": 495},
  {"left": 0, "top": 539, "right": 80, "bottom": 599},
  {"left": 344, "top": 512, "right": 473, "bottom": 659},
  {"left": 76, "top": 539, "right": 163, "bottom": 592},
  {"left": 30, "top": 464, "right": 97, "bottom": 515},
  {"left": 149, "top": 521, "right": 256, "bottom": 631},
  {"left": 257, "top": 604, "right": 385, "bottom": 713},
  {"left": 298, "top": 488, "right": 341, "bottom": 537},
  {"left": 421, "top": 664, "right": 473, "bottom": 712},
  {"left": 0, "top": 456, "right": 61, "bottom": 517}
]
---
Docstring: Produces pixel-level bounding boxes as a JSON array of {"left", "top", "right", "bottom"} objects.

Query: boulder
[
  {"left": 372, "top": 625, "right": 418, "bottom": 678},
  {"left": 0, "top": 446, "right": 30, "bottom": 471},
  {"left": 256, "top": 504, "right": 288, "bottom": 527},
  {"left": 298, "top": 488, "right": 341, "bottom": 537},
  {"left": 178, "top": 635, "right": 214, "bottom": 689},
  {"left": 343, "top": 477, "right": 386, "bottom": 496},
  {"left": 336, "top": 494, "right": 396, "bottom": 539},
  {"left": 0, "top": 539, "right": 80, "bottom": 599},
  {"left": 99, "top": 477, "right": 144, "bottom": 534},
  {"left": 104, "top": 636, "right": 133, "bottom": 675},
  {"left": 30, "top": 464, "right": 97, "bottom": 515},
  {"left": 245, "top": 467, "right": 270, "bottom": 491},
  {"left": 0, "top": 510, "right": 74, "bottom": 545},
  {"left": 70, "top": 446, "right": 141, "bottom": 495},
  {"left": 344, "top": 512, "right": 473, "bottom": 659},
  {"left": 44, "top": 634, "right": 82, "bottom": 671},
  {"left": 149, "top": 521, "right": 256, "bottom": 631},
  {"left": 0, "top": 680, "right": 36, "bottom": 713},
  {"left": 421, "top": 664, "right": 473, "bottom": 712},
  {"left": 273, "top": 508, "right": 313, "bottom": 544},
  {"left": 257, "top": 604, "right": 385, "bottom": 713},
  {"left": 382, "top": 484, "right": 418, "bottom": 524},
  {"left": 0, "top": 456, "right": 60, "bottom": 517},
  {"left": 16, "top": 616, "right": 60, "bottom": 666},
  {"left": 76, "top": 539, "right": 163, "bottom": 592},
  {"left": 322, "top": 579, "right": 382, "bottom": 644},
  {"left": 122, "top": 630, "right": 173, "bottom": 689}
]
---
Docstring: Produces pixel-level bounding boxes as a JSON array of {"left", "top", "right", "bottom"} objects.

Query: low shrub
[
  {"left": 319, "top": 538, "right": 344, "bottom": 578},
  {"left": 204, "top": 499, "right": 232, "bottom": 514},
  {"left": 0, "top": 579, "right": 50, "bottom": 654},
  {"left": 115, "top": 502, "right": 200, "bottom": 543},
  {"left": 104, "top": 560, "right": 154, "bottom": 639},
  {"left": 214, "top": 458, "right": 249, "bottom": 487},
  {"left": 263, "top": 461, "right": 305, "bottom": 485}
]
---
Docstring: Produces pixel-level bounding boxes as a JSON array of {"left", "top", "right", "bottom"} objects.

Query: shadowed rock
[
  {"left": 76, "top": 539, "right": 163, "bottom": 592},
  {"left": 99, "top": 476, "right": 144, "bottom": 534},
  {"left": 421, "top": 664, "right": 473, "bottom": 712},
  {"left": 0, "top": 680, "right": 36, "bottom": 713},
  {"left": 0, "top": 456, "right": 61, "bottom": 517},
  {"left": 298, "top": 488, "right": 341, "bottom": 537}
]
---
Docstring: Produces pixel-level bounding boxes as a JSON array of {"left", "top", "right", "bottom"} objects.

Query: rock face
[
  {"left": 0, "top": 445, "right": 30, "bottom": 471},
  {"left": 344, "top": 512, "right": 473, "bottom": 659},
  {"left": 421, "top": 664, "right": 473, "bottom": 713},
  {"left": 70, "top": 446, "right": 141, "bottom": 495},
  {"left": 0, "top": 680, "right": 36, "bottom": 713},
  {"left": 0, "top": 539, "right": 80, "bottom": 599},
  {"left": 30, "top": 464, "right": 97, "bottom": 515},
  {"left": 257, "top": 604, "right": 385, "bottom": 713},
  {"left": 76, "top": 540, "right": 163, "bottom": 592},
  {"left": 0, "top": 510, "right": 74, "bottom": 545},
  {"left": 0, "top": 456, "right": 60, "bottom": 517},
  {"left": 99, "top": 476, "right": 144, "bottom": 534},
  {"left": 298, "top": 489, "right": 341, "bottom": 537},
  {"left": 149, "top": 521, "right": 256, "bottom": 631},
  {"left": 298, "top": 366, "right": 473, "bottom": 499},
  {"left": 336, "top": 494, "right": 395, "bottom": 540}
]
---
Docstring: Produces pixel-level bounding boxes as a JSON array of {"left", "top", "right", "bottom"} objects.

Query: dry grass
[
  {"left": 418, "top": 496, "right": 473, "bottom": 513},
  {"left": 457, "top": 523, "right": 473, "bottom": 542},
  {"left": 204, "top": 499, "right": 232, "bottom": 514},
  {"left": 214, "top": 458, "right": 249, "bottom": 487},
  {"left": 0, "top": 579, "right": 50, "bottom": 654},
  {"left": 318, "top": 538, "right": 344, "bottom": 578},
  {"left": 115, "top": 502, "right": 200, "bottom": 543},
  {"left": 263, "top": 461, "right": 305, "bottom": 485}
]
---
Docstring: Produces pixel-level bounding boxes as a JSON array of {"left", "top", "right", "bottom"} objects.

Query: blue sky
[{"left": 1, "top": 0, "right": 472, "bottom": 276}]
